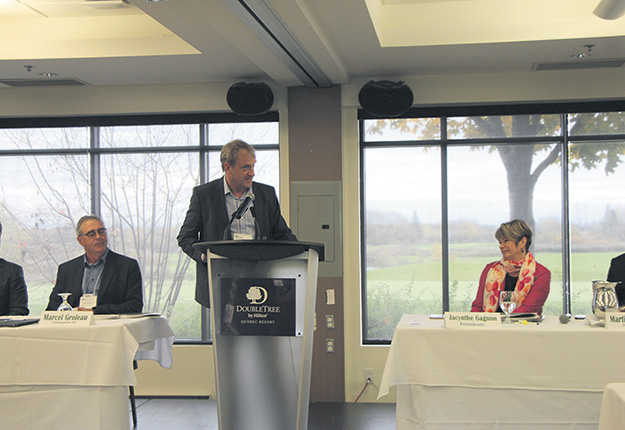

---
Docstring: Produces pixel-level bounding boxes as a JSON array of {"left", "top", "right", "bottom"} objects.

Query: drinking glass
[
  {"left": 57, "top": 293, "right": 73, "bottom": 311},
  {"left": 499, "top": 290, "right": 516, "bottom": 324}
]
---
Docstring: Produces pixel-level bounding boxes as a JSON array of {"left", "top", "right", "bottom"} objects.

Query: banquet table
[
  {"left": 598, "top": 383, "right": 625, "bottom": 430},
  {"left": 0, "top": 314, "right": 175, "bottom": 430},
  {"left": 378, "top": 314, "right": 625, "bottom": 430}
]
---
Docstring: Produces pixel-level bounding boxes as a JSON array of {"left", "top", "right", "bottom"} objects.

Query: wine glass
[
  {"left": 57, "top": 293, "right": 73, "bottom": 311},
  {"left": 499, "top": 290, "right": 517, "bottom": 324}
]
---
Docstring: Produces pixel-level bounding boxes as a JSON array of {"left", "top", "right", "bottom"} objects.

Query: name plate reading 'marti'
[
  {"left": 444, "top": 312, "right": 501, "bottom": 328},
  {"left": 605, "top": 313, "right": 625, "bottom": 330},
  {"left": 40, "top": 311, "right": 94, "bottom": 326}
]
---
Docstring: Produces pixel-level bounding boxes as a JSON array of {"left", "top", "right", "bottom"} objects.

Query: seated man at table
[
  {"left": 0, "top": 219, "right": 29, "bottom": 316},
  {"left": 607, "top": 252, "right": 625, "bottom": 307},
  {"left": 46, "top": 215, "right": 143, "bottom": 314}
]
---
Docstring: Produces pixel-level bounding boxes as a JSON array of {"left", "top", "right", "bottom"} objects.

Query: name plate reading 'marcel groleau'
[
  {"left": 444, "top": 312, "right": 501, "bottom": 328},
  {"left": 40, "top": 311, "right": 94, "bottom": 326},
  {"left": 218, "top": 277, "right": 296, "bottom": 336}
]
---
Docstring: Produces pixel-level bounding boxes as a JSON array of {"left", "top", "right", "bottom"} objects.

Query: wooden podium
[{"left": 193, "top": 240, "right": 324, "bottom": 430}]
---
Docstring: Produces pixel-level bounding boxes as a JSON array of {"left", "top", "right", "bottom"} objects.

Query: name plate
[
  {"left": 40, "top": 311, "right": 94, "bottom": 326},
  {"left": 605, "top": 313, "right": 625, "bottom": 330},
  {"left": 444, "top": 312, "right": 501, "bottom": 328}
]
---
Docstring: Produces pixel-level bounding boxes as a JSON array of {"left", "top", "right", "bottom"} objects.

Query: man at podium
[
  {"left": 177, "top": 139, "right": 297, "bottom": 307},
  {"left": 46, "top": 215, "right": 143, "bottom": 314}
]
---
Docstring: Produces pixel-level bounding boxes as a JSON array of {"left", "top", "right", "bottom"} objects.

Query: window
[
  {"left": 361, "top": 106, "right": 625, "bottom": 342},
  {"left": 0, "top": 116, "right": 279, "bottom": 342}
]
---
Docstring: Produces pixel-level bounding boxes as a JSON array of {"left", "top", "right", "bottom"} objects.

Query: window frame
[
  {"left": 0, "top": 112, "right": 280, "bottom": 344},
  {"left": 359, "top": 101, "right": 625, "bottom": 344}
]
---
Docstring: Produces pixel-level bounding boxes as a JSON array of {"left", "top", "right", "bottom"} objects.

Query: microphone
[
  {"left": 559, "top": 314, "right": 571, "bottom": 324},
  {"left": 233, "top": 192, "right": 255, "bottom": 219},
  {"left": 222, "top": 192, "right": 255, "bottom": 240}
]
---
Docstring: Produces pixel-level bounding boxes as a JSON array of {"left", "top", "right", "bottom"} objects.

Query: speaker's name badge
[{"left": 80, "top": 293, "right": 97, "bottom": 309}]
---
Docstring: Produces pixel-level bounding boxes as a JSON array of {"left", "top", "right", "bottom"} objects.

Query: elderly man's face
[
  {"left": 224, "top": 149, "right": 255, "bottom": 197},
  {"left": 77, "top": 219, "right": 108, "bottom": 261}
]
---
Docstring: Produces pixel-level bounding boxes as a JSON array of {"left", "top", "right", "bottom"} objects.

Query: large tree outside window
[
  {"left": 362, "top": 108, "right": 625, "bottom": 342},
  {"left": 0, "top": 120, "right": 279, "bottom": 341}
]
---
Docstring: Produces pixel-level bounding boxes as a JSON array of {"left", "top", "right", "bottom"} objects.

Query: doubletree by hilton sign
[{"left": 218, "top": 277, "right": 296, "bottom": 336}]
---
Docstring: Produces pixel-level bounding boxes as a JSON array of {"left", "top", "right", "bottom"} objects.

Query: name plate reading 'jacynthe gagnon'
[
  {"left": 605, "top": 313, "right": 625, "bottom": 330},
  {"left": 444, "top": 312, "right": 501, "bottom": 328},
  {"left": 40, "top": 311, "right": 94, "bottom": 326}
]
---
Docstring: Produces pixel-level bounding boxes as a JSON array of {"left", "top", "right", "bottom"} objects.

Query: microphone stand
[
  {"left": 222, "top": 211, "right": 238, "bottom": 240},
  {"left": 250, "top": 206, "right": 261, "bottom": 240},
  {"left": 223, "top": 193, "right": 255, "bottom": 240}
]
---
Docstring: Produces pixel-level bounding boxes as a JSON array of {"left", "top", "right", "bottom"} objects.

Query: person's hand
[
  {"left": 75, "top": 306, "right": 94, "bottom": 312},
  {"left": 201, "top": 253, "right": 207, "bottom": 263}
]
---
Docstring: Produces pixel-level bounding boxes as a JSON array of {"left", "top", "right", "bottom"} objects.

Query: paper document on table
[
  {"left": 509, "top": 313, "right": 542, "bottom": 323},
  {"left": 94, "top": 312, "right": 162, "bottom": 320},
  {"left": 120, "top": 313, "right": 162, "bottom": 318},
  {"left": 94, "top": 314, "right": 120, "bottom": 320},
  {"left": 0, "top": 317, "right": 40, "bottom": 327}
]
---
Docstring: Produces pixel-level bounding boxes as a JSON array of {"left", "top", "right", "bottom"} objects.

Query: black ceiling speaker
[
  {"left": 226, "top": 82, "right": 274, "bottom": 116},
  {"left": 358, "top": 80, "right": 413, "bottom": 117}
]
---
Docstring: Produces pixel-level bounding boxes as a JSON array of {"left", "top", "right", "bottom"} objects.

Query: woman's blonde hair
[{"left": 495, "top": 219, "right": 533, "bottom": 250}]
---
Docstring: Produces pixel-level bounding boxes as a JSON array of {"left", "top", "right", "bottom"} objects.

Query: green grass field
[
  {"left": 21, "top": 248, "right": 620, "bottom": 341},
  {"left": 365, "top": 250, "right": 617, "bottom": 339}
]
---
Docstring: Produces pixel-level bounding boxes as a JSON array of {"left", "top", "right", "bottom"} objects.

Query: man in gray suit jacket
[
  {"left": 46, "top": 215, "right": 143, "bottom": 314},
  {"left": 0, "top": 220, "right": 29, "bottom": 316},
  {"left": 177, "top": 139, "right": 297, "bottom": 307}
]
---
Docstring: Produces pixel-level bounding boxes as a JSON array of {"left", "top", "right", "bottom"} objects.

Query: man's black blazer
[
  {"left": 608, "top": 252, "right": 625, "bottom": 305},
  {"left": 0, "top": 258, "right": 29, "bottom": 316},
  {"left": 177, "top": 177, "right": 296, "bottom": 307},
  {"left": 46, "top": 250, "right": 143, "bottom": 314}
]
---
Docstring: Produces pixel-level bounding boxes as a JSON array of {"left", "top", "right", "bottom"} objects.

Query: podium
[{"left": 193, "top": 240, "right": 324, "bottom": 430}]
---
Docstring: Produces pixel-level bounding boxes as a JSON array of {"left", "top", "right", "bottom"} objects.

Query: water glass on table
[{"left": 499, "top": 290, "right": 516, "bottom": 324}]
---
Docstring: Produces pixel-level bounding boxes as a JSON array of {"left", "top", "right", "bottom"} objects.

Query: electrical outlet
[
  {"left": 326, "top": 339, "right": 335, "bottom": 353},
  {"left": 364, "top": 368, "right": 374, "bottom": 384},
  {"left": 325, "top": 314, "right": 335, "bottom": 329}
]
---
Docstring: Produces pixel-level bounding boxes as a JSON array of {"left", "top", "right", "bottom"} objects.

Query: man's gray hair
[
  {"left": 220, "top": 139, "right": 256, "bottom": 171},
  {"left": 76, "top": 215, "right": 105, "bottom": 236}
]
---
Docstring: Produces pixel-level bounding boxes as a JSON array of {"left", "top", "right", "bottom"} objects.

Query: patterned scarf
[{"left": 481, "top": 252, "right": 537, "bottom": 312}]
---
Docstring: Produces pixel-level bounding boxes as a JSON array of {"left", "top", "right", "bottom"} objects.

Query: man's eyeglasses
[{"left": 79, "top": 228, "right": 107, "bottom": 238}]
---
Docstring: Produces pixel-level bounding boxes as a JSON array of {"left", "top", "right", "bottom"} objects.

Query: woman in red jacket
[{"left": 471, "top": 219, "right": 551, "bottom": 315}]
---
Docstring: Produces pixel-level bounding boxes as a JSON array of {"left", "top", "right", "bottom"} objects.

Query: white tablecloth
[
  {"left": 0, "top": 315, "right": 175, "bottom": 430},
  {"left": 379, "top": 314, "right": 625, "bottom": 429},
  {"left": 599, "top": 383, "right": 625, "bottom": 430}
]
